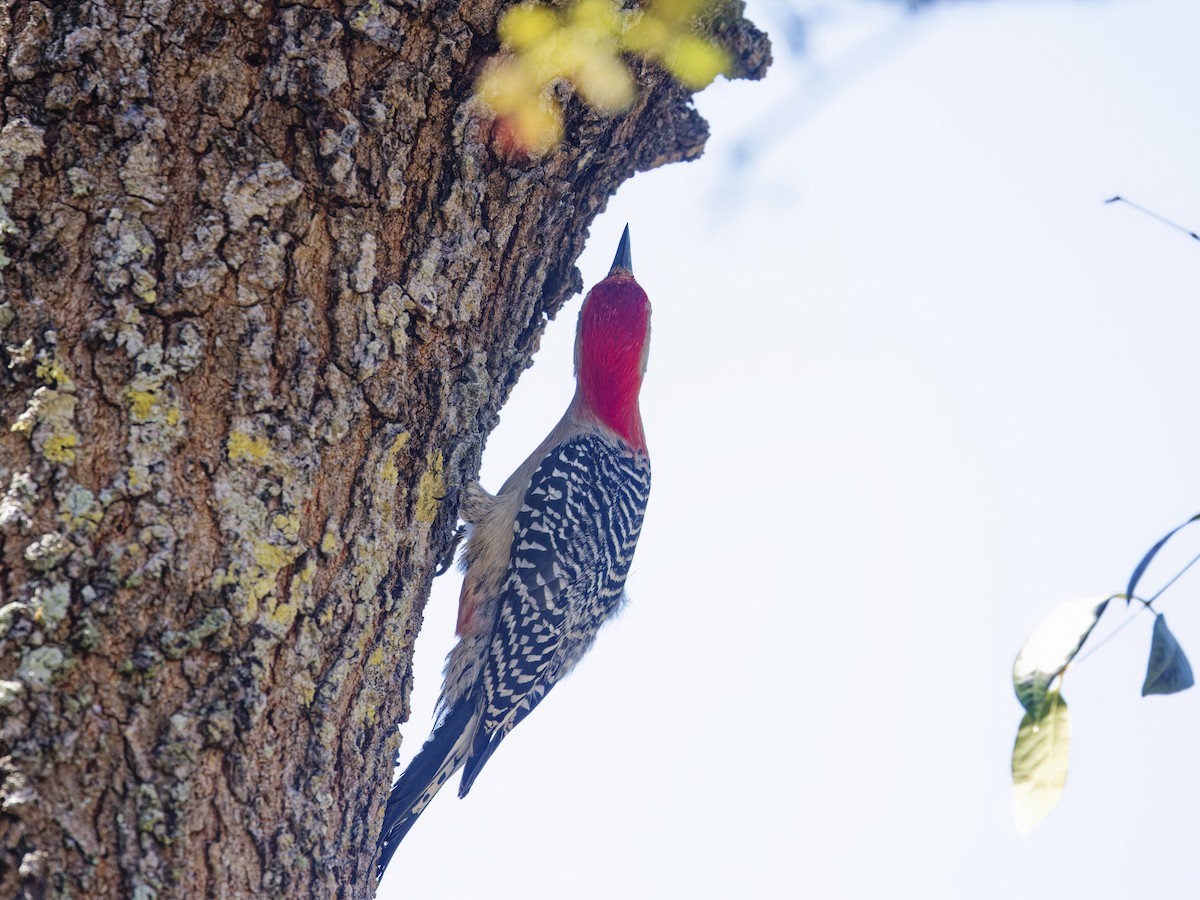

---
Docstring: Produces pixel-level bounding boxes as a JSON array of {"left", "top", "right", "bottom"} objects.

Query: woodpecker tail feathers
[{"left": 376, "top": 698, "right": 478, "bottom": 879}]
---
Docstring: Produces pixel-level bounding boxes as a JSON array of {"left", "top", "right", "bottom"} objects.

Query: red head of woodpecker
[
  {"left": 574, "top": 225, "right": 652, "bottom": 453},
  {"left": 376, "top": 227, "right": 654, "bottom": 878}
]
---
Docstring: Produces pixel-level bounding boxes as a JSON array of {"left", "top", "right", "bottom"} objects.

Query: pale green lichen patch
[
  {"left": 32, "top": 581, "right": 70, "bottom": 630},
  {"left": 342, "top": 430, "right": 414, "bottom": 603},
  {"left": 10, "top": 339, "right": 80, "bottom": 465},
  {"left": 0, "top": 679, "right": 24, "bottom": 708},
  {"left": 0, "top": 117, "right": 46, "bottom": 269},
  {"left": 67, "top": 166, "right": 95, "bottom": 197},
  {"left": 125, "top": 464, "right": 152, "bottom": 496},
  {"left": 136, "top": 782, "right": 167, "bottom": 841},
  {"left": 160, "top": 607, "right": 233, "bottom": 660},
  {"left": 0, "top": 601, "right": 31, "bottom": 634},
  {"left": 349, "top": 533, "right": 390, "bottom": 605},
  {"left": 228, "top": 228, "right": 290, "bottom": 307},
  {"left": 0, "top": 472, "right": 38, "bottom": 532},
  {"left": 58, "top": 483, "right": 103, "bottom": 532},
  {"left": 93, "top": 206, "right": 157, "bottom": 298},
  {"left": 404, "top": 240, "right": 446, "bottom": 317},
  {"left": 215, "top": 419, "right": 313, "bottom": 625},
  {"left": 348, "top": 0, "right": 402, "bottom": 41},
  {"left": 123, "top": 345, "right": 184, "bottom": 429},
  {"left": 11, "top": 385, "right": 76, "bottom": 435},
  {"left": 17, "top": 645, "right": 65, "bottom": 691},
  {"left": 114, "top": 340, "right": 189, "bottom": 504},
  {"left": 353, "top": 232, "right": 377, "bottom": 293},
  {"left": 174, "top": 213, "right": 229, "bottom": 312},
  {"left": 120, "top": 134, "right": 169, "bottom": 210},
  {"left": 167, "top": 321, "right": 206, "bottom": 374},
  {"left": 377, "top": 285, "right": 411, "bottom": 354},
  {"left": 7, "top": 337, "right": 34, "bottom": 367},
  {"left": 10, "top": 381, "right": 79, "bottom": 468},
  {"left": 222, "top": 160, "right": 303, "bottom": 232},
  {"left": 349, "top": 283, "right": 412, "bottom": 382},
  {"left": 338, "top": 427, "right": 447, "bottom": 623},
  {"left": 24, "top": 531, "right": 71, "bottom": 572}
]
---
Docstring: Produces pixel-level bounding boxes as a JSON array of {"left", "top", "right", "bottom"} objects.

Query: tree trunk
[{"left": 0, "top": 0, "right": 768, "bottom": 896}]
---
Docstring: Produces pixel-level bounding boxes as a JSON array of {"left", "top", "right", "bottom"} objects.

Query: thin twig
[
  {"left": 1146, "top": 550, "right": 1200, "bottom": 605},
  {"left": 1073, "top": 607, "right": 1146, "bottom": 666},
  {"left": 1105, "top": 196, "right": 1200, "bottom": 244}
]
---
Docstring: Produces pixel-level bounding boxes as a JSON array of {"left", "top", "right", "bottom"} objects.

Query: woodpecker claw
[
  {"left": 435, "top": 524, "right": 466, "bottom": 576},
  {"left": 608, "top": 224, "right": 632, "bottom": 276}
]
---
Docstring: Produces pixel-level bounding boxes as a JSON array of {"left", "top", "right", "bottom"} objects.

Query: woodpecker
[{"left": 376, "top": 227, "right": 652, "bottom": 876}]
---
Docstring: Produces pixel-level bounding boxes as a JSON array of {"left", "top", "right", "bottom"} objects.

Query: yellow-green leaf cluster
[
  {"left": 477, "top": 0, "right": 731, "bottom": 154},
  {"left": 625, "top": 0, "right": 731, "bottom": 90},
  {"left": 1011, "top": 691, "right": 1070, "bottom": 833}
]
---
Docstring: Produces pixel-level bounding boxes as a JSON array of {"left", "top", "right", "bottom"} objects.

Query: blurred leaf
[
  {"left": 570, "top": 0, "right": 623, "bottom": 34},
  {"left": 623, "top": 15, "right": 672, "bottom": 56},
  {"left": 1013, "top": 596, "right": 1111, "bottom": 716},
  {"left": 575, "top": 52, "right": 636, "bottom": 113},
  {"left": 1142, "top": 613, "right": 1195, "bottom": 696},
  {"left": 664, "top": 34, "right": 730, "bottom": 89},
  {"left": 1126, "top": 513, "right": 1200, "bottom": 603},
  {"left": 1012, "top": 690, "right": 1070, "bottom": 833},
  {"left": 499, "top": 3, "right": 558, "bottom": 49},
  {"left": 651, "top": 0, "right": 698, "bottom": 19},
  {"left": 477, "top": 57, "right": 537, "bottom": 114},
  {"left": 477, "top": 0, "right": 730, "bottom": 153},
  {"left": 509, "top": 96, "right": 564, "bottom": 155}
]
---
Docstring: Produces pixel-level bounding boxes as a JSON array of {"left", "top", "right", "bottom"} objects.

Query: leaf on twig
[
  {"left": 1126, "top": 513, "right": 1200, "bottom": 603},
  {"left": 1142, "top": 613, "right": 1195, "bottom": 696},
  {"left": 1012, "top": 690, "right": 1070, "bottom": 833},
  {"left": 1013, "top": 596, "right": 1111, "bottom": 716}
]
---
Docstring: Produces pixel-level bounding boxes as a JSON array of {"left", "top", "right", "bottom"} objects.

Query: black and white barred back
[
  {"left": 459, "top": 432, "right": 651, "bottom": 793},
  {"left": 375, "top": 433, "right": 650, "bottom": 876}
]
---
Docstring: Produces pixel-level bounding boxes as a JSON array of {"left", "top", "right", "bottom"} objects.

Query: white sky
[{"left": 379, "top": 1, "right": 1200, "bottom": 896}]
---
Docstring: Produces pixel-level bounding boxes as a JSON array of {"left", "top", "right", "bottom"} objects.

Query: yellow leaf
[
  {"left": 650, "top": 0, "right": 707, "bottom": 26},
  {"left": 540, "top": 30, "right": 591, "bottom": 80},
  {"left": 622, "top": 16, "right": 671, "bottom": 57},
  {"left": 570, "top": 0, "right": 623, "bottom": 35},
  {"left": 665, "top": 34, "right": 730, "bottom": 89},
  {"left": 477, "top": 58, "right": 537, "bottom": 114},
  {"left": 575, "top": 53, "right": 635, "bottom": 113},
  {"left": 499, "top": 3, "right": 558, "bottom": 49},
  {"left": 512, "top": 95, "right": 564, "bottom": 155}
]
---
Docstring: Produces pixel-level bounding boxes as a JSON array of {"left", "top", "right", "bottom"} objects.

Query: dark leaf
[
  {"left": 1126, "top": 514, "right": 1200, "bottom": 603},
  {"left": 1142, "top": 613, "right": 1195, "bottom": 696}
]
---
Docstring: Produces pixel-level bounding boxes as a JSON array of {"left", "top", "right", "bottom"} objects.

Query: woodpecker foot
[{"left": 435, "top": 524, "right": 466, "bottom": 576}]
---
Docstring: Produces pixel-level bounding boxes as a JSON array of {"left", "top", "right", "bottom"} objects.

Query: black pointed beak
[{"left": 608, "top": 225, "right": 632, "bottom": 276}]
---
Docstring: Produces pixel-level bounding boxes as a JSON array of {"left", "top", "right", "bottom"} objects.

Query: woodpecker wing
[{"left": 459, "top": 434, "right": 651, "bottom": 795}]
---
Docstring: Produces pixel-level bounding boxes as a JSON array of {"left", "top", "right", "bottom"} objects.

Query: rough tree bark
[{"left": 0, "top": 0, "right": 768, "bottom": 897}]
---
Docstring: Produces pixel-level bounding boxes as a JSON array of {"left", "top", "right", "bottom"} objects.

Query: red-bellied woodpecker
[{"left": 376, "top": 227, "right": 652, "bottom": 876}]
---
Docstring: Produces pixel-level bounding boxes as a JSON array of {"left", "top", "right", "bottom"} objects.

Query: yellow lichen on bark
[{"left": 415, "top": 450, "right": 445, "bottom": 522}]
